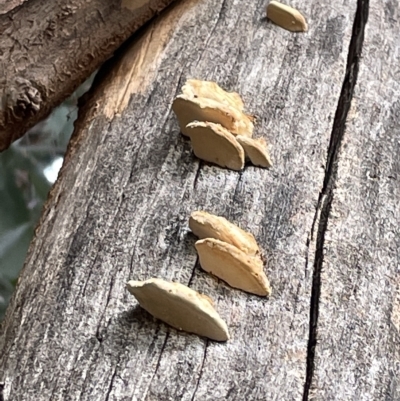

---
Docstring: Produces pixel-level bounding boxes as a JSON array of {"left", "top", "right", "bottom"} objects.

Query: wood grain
[
  {"left": 0, "top": 0, "right": 361, "bottom": 399},
  {"left": 310, "top": 0, "right": 400, "bottom": 399}
]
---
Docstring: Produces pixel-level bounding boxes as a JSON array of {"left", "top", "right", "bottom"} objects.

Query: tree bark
[
  {"left": 0, "top": 0, "right": 176, "bottom": 151},
  {"left": 1, "top": 0, "right": 399, "bottom": 400}
]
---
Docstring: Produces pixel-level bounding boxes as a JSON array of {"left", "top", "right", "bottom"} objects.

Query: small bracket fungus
[
  {"left": 182, "top": 79, "right": 245, "bottom": 112},
  {"left": 189, "top": 210, "right": 260, "bottom": 256},
  {"left": 126, "top": 278, "right": 230, "bottom": 341},
  {"left": 236, "top": 135, "right": 273, "bottom": 168},
  {"left": 190, "top": 211, "right": 271, "bottom": 296},
  {"left": 172, "top": 94, "right": 253, "bottom": 137},
  {"left": 195, "top": 238, "right": 271, "bottom": 297},
  {"left": 186, "top": 121, "right": 245, "bottom": 171},
  {"left": 172, "top": 79, "right": 273, "bottom": 171},
  {"left": 266, "top": 1, "right": 308, "bottom": 32}
]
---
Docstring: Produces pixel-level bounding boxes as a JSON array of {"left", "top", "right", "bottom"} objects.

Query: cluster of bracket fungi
[{"left": 126, "top": 0, "right": 308, "bottom": 341}]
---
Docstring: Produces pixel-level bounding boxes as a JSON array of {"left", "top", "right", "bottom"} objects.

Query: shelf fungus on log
[
  {"left": 266, "top": 1, "right": 308, "bottom": 32},
  {"left": 236, "top": 135, "right": 273, "bottom": 168},
  {"left": 195, "top": 238, "right": 271, "bottom": 297},
  {"left": 189, "top": 210, "right": 260, "bottom": 256},
  {"left": 172, "top": 94, "right": 254, "bottom": 137},
  {"left": 126, "top": 278, "right": 230, "bottom": 341},
  {"left": 186, "top": 121, "right": 245, "bottom": 170},
  {"left": 181, "top": 79, "right": 245, "bottom": 112}
]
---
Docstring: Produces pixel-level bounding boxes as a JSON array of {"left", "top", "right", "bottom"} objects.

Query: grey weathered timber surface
[
  {"left": 310, "top": 0, "right": 400, "bottom": 399},
  {"left": 0, "top": 0, "right": 176, "bottom": 151},
  {"left": 0, "top": 0, "right": 360, "bottom": 400}
]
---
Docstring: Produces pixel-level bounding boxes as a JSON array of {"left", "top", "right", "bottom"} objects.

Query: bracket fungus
[
  {"left": 182, "top": 79, "right": 245, "bottom": 112},
  {"left": 236, "top": 135, "right": 273, "bottom": 168},
  {"left": 195, "top": 238, "right": 271, "bottom": 297},
  {"left": 267, "top": 1, "right": 308, "bottom": 32},
  {"left": 172, "top": 79, "right": 273, "bottom": 171},
  {"left": 189, "top": 210, "right": 260, "bottom": 256},
  {"left": 126, "top": 278, "right": 230, "bottom": 341},
  {"left": 186, "top": 121, "right": 245, "bottom": 170},
  {"left": 172, "top": 94, "right": 253, "bottom": 137}
]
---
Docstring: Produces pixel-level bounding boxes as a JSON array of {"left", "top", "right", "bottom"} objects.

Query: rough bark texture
[
  {"left": 0, "top": 0, "right": 398, "bottom": 400},
  {"left": 308, "top": 0, "right": 400, "bottom": 399},
  {"left": 0, "top": 0, "right": 28, "bottom": 15},
  {"left": 0, "top": 0, "right": 176, "bottom": 151}
]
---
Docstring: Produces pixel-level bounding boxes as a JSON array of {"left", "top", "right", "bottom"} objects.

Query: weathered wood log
[
  {"left": 0, "top": 0, "right": 176, "bottom": 151},
  {"left": 2, "top": 0, "right": 398, "bottom": 399},
  {"left": 309, "top": 0, "right": 400, "bottom": 399}
]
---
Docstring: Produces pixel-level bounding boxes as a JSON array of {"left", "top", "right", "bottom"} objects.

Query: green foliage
[{"left": 0, "top": 73, "right": 96, "bottom": 321}]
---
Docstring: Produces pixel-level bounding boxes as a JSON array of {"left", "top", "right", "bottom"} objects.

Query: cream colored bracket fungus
[
  {"left": 236, "top": 135, "right": 272, "bottom": 168},
  {"left": 195, "top": 238, "right": 271, "bottom": 297},
  {"left": 189, "top": 210, "right": 260, "bottom": 256},
  {"left": 186, "top": 121, "right": 245, "bottom": 171},
  {"left": 266, "top": 1, "right": 308, "bottom": 32},
  {"left": 172, "top": 95, "right": 254, "bottom": 137},
  {"left": 126, "top": 278, "right": 230, "bottom": 341},
  {"left": 182, "top": 79, "right": 245, "bottom": 112}
]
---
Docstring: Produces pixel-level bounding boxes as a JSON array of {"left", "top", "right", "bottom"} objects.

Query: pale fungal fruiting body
[
  {"left": 236, "top": 135, "right": 273, "bottom": 168},
  {"left": 126, "top": 278, "right": 230, "bottom": 341},
  {"left": 172, "top": 79, "right": 273, "bottom": 171},
  {"left": 189, "top": 210, "right": 260, "bottom": 256},
  {"left": 182, "top": 79, "right": 245, "bottom": 112},
  {"left": 266, "top": 1, "right": 308, "bottom": 32},
  {"left": 172, "top": 94, "right": 253, "bottom": 137},
  {"left": 190, "top": 211, "right": 271, "bottom": 296},
  {"left": 186, "top": 121, "right": 245, "bottom": 171},
  {"left": 195, "top": 238, "right": 271, "bottom": 297}
]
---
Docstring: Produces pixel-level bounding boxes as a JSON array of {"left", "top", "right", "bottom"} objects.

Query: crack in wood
[
  {"left": 188, "top": 255, "right": 200, "bottom": 287},
  {"left": 229, "top": 170, "right": 244, "bottom": 216},
  {"left": 95, "top": 275, "right": 116, "bottom": 343},
  {"left": 302, "top": 0, "right": 370, "bottom": 399},
  {"left": 190, "top": 339, "right": 208, "bottom": 401},
  {"left": 192, "top": 161, "right": 203, "bottom": 190},
  {"left": 141, "top": 331, "right": 170, "bottom": 400},
  {"left": 104, "top": 363, "right": 119, "bottom": 401}
]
